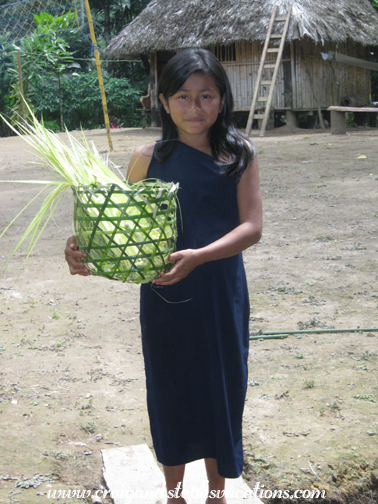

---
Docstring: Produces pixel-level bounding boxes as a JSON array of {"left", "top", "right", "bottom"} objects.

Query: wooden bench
[{"left": 327, "top": 106, "right": 378, "bottom": 134}]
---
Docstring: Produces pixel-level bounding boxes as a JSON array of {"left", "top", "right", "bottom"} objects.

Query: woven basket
[{"left": 72, "top": 181, "right": 179, "bottom": 283}]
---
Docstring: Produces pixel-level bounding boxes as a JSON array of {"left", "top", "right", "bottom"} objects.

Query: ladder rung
[
  {"left": 257, "top": 97, "right": 268, "bottom": 102},
  {"left": 261, "top": 81, "right": 272, "bottom": 85},
  {"left": 267, "top": 48, "right": 279, "bottom": 52},
  {"left": 270, "top": 35, "right": 282, "bottom": 39},
  {"left": 275, "top": 17, "right": 287, "bottom": 21},
  {"left": 253, "top": 115, "right": 264, "bottom": 120},
  {"left": 264, "top": 64, "right": 276, "bottom": 68}
]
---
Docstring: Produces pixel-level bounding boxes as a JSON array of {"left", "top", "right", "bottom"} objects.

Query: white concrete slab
[
  {"left": 102, "top": 444, "right": 263, "bottom": 504},
  {"left": 102, "top": 444, "right": 166, "bottom": 504}
]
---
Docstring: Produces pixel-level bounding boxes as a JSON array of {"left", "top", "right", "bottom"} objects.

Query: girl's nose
[{"left": 188, "top": 97, "right": 201, "bottom": 111}]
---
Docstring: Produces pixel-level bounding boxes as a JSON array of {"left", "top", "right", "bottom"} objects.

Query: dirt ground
[{"left": 0, "top": 124, "right": 377, "bottom": 504}]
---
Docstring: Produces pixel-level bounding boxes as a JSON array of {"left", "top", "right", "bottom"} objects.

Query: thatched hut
[{"left": 106, "top": 0, "right": 378, "bottom": 128}]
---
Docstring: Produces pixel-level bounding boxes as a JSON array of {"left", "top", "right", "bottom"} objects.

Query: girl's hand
[
  {"left": 152, "top": 249, "right": 201, "bottom": 286},
  {"left": 64, "top": 236, "right": 91, "bottom": 276}
]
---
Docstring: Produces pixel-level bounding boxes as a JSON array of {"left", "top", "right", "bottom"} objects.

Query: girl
[{"left": 65, "top": 48, "right": 262, "bottom": 504}]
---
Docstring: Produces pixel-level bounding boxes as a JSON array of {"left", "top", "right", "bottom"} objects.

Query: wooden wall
[
  {"left": 292, "top": 39, "right": 371, "bottom": 110},
  {"left": 148, "top": 39, "right": 372, "bottom": 125},
  {"left": 219, "top": 41, "right": 286, "bottom": 110},
  {"left": 212, "top": 39, "right": 371, "bottom": 111}
]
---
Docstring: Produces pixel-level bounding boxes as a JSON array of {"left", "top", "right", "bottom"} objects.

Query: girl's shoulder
[{"left": 127, "top": 141, "right": 156, "bottom": 183}]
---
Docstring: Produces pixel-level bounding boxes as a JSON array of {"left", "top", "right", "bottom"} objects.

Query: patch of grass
[
  {"left": 268, "top": 284, "right": 302, "bottom": 295},
  {"left": 315, "top": 235, "right": 335, "bottom": 242},
  {"left": 54, "top": 339, "right": 65, "bottom": 348},
  {"left": 79, "top": 399, "right": 93, "bottom": 410},
  {"left": 80, "top": 421, "right": 95, "bottom": 433},
  {"left": 361, "top": 351, "right": 374, "bottom": 361},
  {"left": 354, "top": 394, "right": 376, "bottom": 403},
  {"left": 49, "top": 450, "right": 73, "bottom": 460},
  {"left": 304, "top": 380, "right": 315, "bottom": 389}
]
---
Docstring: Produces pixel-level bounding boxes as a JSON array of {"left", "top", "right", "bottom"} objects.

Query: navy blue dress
[{"left": 140, "top": 141, "right": 249, "bottom": 478}]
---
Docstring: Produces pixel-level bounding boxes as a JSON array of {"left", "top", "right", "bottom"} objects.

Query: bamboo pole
[
  {"left": 249, "top": 334, "right": 289, "bottom": 340},
  {"left": 17, "top": 52, "right": 25, "bottom": 121},
  {"left": 83, "top": 0, "right": 113, "bottom": 151},
  {"left": 250, "top": 327, "right": 378, "bottom": 340}
]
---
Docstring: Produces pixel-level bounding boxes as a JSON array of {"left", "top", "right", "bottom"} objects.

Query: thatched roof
[{"left": 106, "top": 0, "right": 378, "bottom": 59}]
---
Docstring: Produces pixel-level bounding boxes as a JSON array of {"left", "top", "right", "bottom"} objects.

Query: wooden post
[
  {"left": 83, "top": 0, "right": 113, "bottom": 151},
  {"left": 283, "top": 43, "right": 292, "bottom": 108},
  {"left": 150, "top": 51, "right": 159, "bottom": 127},
  {"left": 290, "top": 42, "right": 296, "bottom": 110},
  {"left": 285, "top": 110, "right": 297, "bottom": 128},
  {"left": 302, "top": 50, "right": 325, "bottom": 129},
  {"left": 17, "top": 52, "right": 25, "bottom": 121},
  {"left": 330, "top": 110, "right": 346, "bottom": 134}
]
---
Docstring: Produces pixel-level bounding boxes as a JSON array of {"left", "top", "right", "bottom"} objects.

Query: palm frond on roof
[{"left": 106, "top": 0, "right": 378, "bottom": 59}]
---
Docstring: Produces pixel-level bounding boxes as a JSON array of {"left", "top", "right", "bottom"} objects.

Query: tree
[
  {"left": 88, "top": 0, "right": 151, "bottom": 44},
  {"left": 0, "top": 34, "right": 14, "bottom": 135},
  {"left": 1, "top": 0, "right": 151, "bottom": 133},
  {"left": 31, "top": 12, "right": 80, "bottom": 129},
  {"left": 9, "top": 11, "right": 80, "bottom": 128}
]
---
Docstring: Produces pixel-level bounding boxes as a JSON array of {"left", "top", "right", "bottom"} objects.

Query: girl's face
[{"left": 159, "top": 72, "right": 225, "bottom": 143}]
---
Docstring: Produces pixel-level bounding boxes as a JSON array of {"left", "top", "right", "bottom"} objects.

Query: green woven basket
[{"left": 72, "top": 181, "right": 179, "bottom": 283}]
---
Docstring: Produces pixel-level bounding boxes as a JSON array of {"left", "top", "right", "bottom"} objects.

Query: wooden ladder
[{"left": 245, "top": 4, "right": 292, "bottom": 137}]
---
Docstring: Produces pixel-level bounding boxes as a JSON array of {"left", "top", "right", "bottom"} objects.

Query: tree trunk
[
  {"left": 103, "top": 1, "right": 111, "bottom": 44},
  {"left": 58, "top": 73, "right": 63, "bottom": 131}
]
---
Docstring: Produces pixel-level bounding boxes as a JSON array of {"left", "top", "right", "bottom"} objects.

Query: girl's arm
[
  {"left": 153, "top": 155, "right": 262, "bottom": 286},
  {"left": 126, "top": 142, "right": 155, "bottom": 182}
]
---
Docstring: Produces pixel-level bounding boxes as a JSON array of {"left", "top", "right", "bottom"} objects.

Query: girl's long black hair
[{"left": 156, "top": 48, "right": 255, "bottom": 182}]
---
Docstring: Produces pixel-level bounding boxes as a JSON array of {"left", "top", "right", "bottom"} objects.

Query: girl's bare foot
[
  {"left": 205, "top": 458, "right": 227, "bottom": 503},
  {"left": 206, "top": 495, "right": 227, "bottom": 504}
]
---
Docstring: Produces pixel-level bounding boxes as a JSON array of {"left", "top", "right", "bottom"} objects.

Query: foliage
[
  {"left": 6, "top": 11, "right": 80, "bottom": 126},
  {"left": 0, "top": 34, "right": 14, "bottom": 135},
  {"left": 1, "top": 2, "right": 150, "bottom": 135},
  {"left": 27, "top": 12, "right": 79, "bottom": 128},
  {"left": 31, "top": 71, "right": 143, "bottom": 130},
  {"left": 89, "top": 0, "right": 151, "bottom": 44},
  {"left": 0, "top": 0, "right": 74, "bottom": 42},
  {"left": 368, "top": 0, "right": 378, "bottom": 100},
  {"left": 88, "top": 0, "right": 150, "bottom": 83}
]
